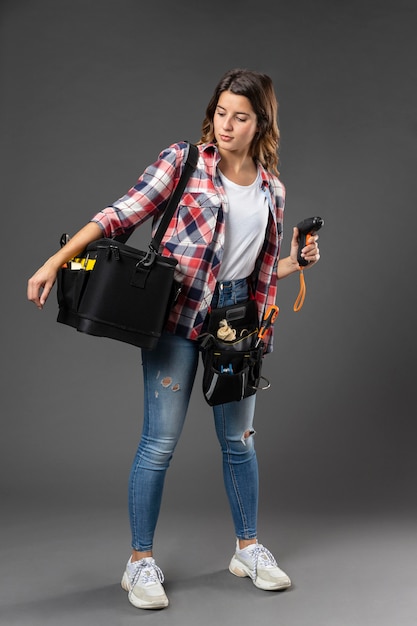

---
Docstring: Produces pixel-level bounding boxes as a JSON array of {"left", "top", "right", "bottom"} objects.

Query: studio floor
[{"left": 1, "top": 499, "right": 415, "bottom": 626}]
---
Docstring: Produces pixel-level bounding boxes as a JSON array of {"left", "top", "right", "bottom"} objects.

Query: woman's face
[{"left": 213, "top": 90, "right": 258, "bottom": 157}]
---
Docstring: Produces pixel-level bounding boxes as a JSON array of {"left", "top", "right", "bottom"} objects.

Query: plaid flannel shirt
[{"left": 91, "top": 142, "right": 285, "bottom": 351}]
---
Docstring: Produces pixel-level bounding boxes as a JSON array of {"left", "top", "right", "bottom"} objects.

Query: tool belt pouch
[{"left": 200, "top": 300, "right": 269, "bottom": 406}]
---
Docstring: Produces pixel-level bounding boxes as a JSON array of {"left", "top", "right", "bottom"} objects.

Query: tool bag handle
[{"left": 113, "top": 142, "right": 199, "bottom": 249}]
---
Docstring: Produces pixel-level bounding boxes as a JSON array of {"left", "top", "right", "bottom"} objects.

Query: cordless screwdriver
[
  {"left": 296, "top": 216, "right": 324, "bottom": 266},
  {"left": 292, "top": 216, "right": 324, "bottom": 312}
]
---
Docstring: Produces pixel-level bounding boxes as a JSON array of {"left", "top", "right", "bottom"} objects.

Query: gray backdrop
[{"left": 1, "top": 1, "right": 416, "bottom": 625}]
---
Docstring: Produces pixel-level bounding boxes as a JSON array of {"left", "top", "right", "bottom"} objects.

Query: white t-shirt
[{"left": 218, "top": 170, "right": 269, "bottom": 281}]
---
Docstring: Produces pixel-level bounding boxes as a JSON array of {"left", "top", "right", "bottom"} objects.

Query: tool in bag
[
  {"left": 293, "top": 216, "right": 324, "bottom": 312},
  {"left": 200, "top": 300, "right": 279, "bottom": 406},
  {"left": 255, "top": 304, "right": 279, "bottom": 347},
  {"left": 56, "top": 142, "right": 199, "bottom": 349}
]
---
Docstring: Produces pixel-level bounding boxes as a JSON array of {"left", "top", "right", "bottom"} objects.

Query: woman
[{"left": 27, "top": 68, "right": 320, "bottom": 610}]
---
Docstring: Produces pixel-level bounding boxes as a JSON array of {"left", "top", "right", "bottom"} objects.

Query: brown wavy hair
[{"left": 199, "top": 69, "right": 280, "bottom": 175}]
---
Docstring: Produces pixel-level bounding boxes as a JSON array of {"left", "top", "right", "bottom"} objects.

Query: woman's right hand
[
  {"left": 27, "top": 258, "right": 61, "bottom": 309},
  {"left": 27, "top": 222, "right": 104, "bottom": 309}
]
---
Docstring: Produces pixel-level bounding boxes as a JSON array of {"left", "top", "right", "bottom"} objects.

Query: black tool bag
[
  {"left": 57, "top": 241, "right": 181, "bottom": 349},
  {"left": 56, "top": 142, "right": 199, "bottom": 349},
  {"left": 199, "top": 300, "right": 269, "bottom": 406}
]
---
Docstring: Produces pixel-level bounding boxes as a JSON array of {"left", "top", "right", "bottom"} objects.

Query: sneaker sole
[
  {"left": 229, "top": 556, "right": 292, "bottom": 591},
  {"left": 121, "top": 572, "right": 169, "bottom": 609}
]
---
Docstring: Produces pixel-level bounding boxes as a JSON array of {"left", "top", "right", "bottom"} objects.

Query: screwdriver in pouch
[{"left": 255, "top": 304, "right": 279, "bottom": 347}]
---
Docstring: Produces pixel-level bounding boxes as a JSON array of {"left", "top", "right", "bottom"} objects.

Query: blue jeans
[{"left": 128, "top": 278, "right": 258, "bottom": 551}]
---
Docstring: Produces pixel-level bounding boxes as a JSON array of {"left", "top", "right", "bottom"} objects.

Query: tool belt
[{"left": 199, "top": 300, "right": 270, "bottom": 406}]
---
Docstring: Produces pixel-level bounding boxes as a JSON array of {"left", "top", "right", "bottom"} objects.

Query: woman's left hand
[{"left": 290, "top": 226, "right": 320, "bottom": 269}]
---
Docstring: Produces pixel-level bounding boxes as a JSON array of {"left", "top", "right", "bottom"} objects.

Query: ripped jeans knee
[{"left": 241, "top": 428, "right": 256, "bottom": 445}]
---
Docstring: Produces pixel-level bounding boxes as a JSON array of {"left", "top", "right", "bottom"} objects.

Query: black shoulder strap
[
  {"left": 114, "top": 142, "right": 199, "bottom": 247},
  {"left": 150, "top": 142, "right": 199, "bottom": 252}
]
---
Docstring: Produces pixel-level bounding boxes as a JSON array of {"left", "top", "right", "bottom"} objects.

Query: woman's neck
[{"left": 218, "top": 151, "right": 257, "bottom": 186}]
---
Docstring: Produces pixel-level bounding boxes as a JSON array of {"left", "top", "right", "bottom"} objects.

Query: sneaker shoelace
[
  {"left": 249, "top": 544, "right": 278, "bottom": 580},
  {"left": 130, "top": 558, "right": 165, "bottom": 588}
]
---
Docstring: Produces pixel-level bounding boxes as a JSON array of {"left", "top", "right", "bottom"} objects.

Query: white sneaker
[
  {"left": 229, "top": 541, "right": 291, "bottom": 591},
  {"left": 121, "top": 557, "right": 169, "bottom": 609}
]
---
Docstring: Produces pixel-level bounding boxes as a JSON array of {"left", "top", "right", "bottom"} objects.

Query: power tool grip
[{"left": 296, "top": 216, "right": 324, "bottom": 267}]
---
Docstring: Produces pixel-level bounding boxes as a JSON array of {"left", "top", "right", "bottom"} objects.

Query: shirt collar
[{"left": 202, "top": 142, "right": 271, "bottom": 189}]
